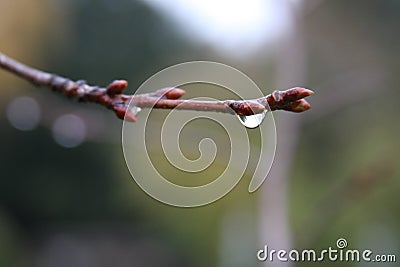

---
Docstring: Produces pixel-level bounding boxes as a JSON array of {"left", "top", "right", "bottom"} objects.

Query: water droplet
[
  {"left": 130, "top": 106, "right": 142, "bottom": 115},
  {"left": 236, "top": 111, "right": 267, "bottom": 129}
]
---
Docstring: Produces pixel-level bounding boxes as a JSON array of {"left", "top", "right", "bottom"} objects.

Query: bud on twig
[
  {"left": 0, "top": 52, "right": 315, "bottom": 123},
  {"left": 106, "top": 80, "right": 128, "bottom": 95}
]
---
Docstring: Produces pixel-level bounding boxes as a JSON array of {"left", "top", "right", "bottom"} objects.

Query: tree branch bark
[{"left": 0, "top": 52, "right": 313, "bottom": 122}]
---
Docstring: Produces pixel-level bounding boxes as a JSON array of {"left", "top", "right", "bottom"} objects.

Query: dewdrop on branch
[
  {"left": 235, "top": 100, "right": 268, "bottom": 129},
  {"left": 237, "top": 111, "right": 268, "bottom": 129}
]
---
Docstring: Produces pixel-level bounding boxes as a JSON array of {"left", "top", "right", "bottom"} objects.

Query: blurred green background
[{"left": 0, "top": 0, "right": 399, "bottom": 266}]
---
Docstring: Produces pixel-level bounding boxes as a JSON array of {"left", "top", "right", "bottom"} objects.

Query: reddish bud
[
  {"left": 293, "top": 87, "right": 314, "bottom": 98},
  {"left": 113, "top": 106, "right": 126, "bottom": 120},
  {"left": 284, "top": 99, "right": 311, "bottom": 112},
  {"left": 150, "top": 87, "right": 186, "bottom": 99},
  {"left": 107, "top": 80, "right": 128, "bottom": 95},
  {"left": 165, "top": 88, "right": 186, "bottom": 99},
  {"left": 280, "top": 87, "right": 314, "bottom": 102},
  {"left": 113, "top": 106, "right": 137, "bottom": 122}
]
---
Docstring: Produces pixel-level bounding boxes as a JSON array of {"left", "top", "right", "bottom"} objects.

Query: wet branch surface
[{"left": 0, "top": 53, "right": 314, "bottom": 122}]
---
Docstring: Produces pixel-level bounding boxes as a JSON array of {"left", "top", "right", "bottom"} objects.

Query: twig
[{"left": 0, "top": 52, "right": 313, "bottom": 122}]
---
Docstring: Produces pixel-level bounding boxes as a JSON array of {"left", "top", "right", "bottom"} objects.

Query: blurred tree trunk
[{"left": 259, "top": 2, "right": 307, "bottom": 267}]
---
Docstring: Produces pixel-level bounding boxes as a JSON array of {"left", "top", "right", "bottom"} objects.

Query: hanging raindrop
[
  {"left": 236, "top": 111, "right": 267, "bottom": 129},
  {"left": 235, "top": 100, "right": 267, "bottom": 129}
]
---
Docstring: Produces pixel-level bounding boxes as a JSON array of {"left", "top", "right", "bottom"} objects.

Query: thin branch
[{"left": 0, "top": 52, "right": 313, "bottom": 122}]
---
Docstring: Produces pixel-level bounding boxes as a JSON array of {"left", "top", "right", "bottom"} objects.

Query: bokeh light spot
[
  {"left": 52, "top": 114, "right": 86, "bottom": 148},
  {"left": 6, "top": 96, "right": 41, "bottom": 131}
]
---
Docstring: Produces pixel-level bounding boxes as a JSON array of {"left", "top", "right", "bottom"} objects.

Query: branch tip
[{"left": 0, "top": 52, "right": 314, "bottom": 123}]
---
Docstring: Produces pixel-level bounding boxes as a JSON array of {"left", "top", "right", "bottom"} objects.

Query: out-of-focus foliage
[{"left": 0, "top": 1, "right": 399, "bottom": 267}]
